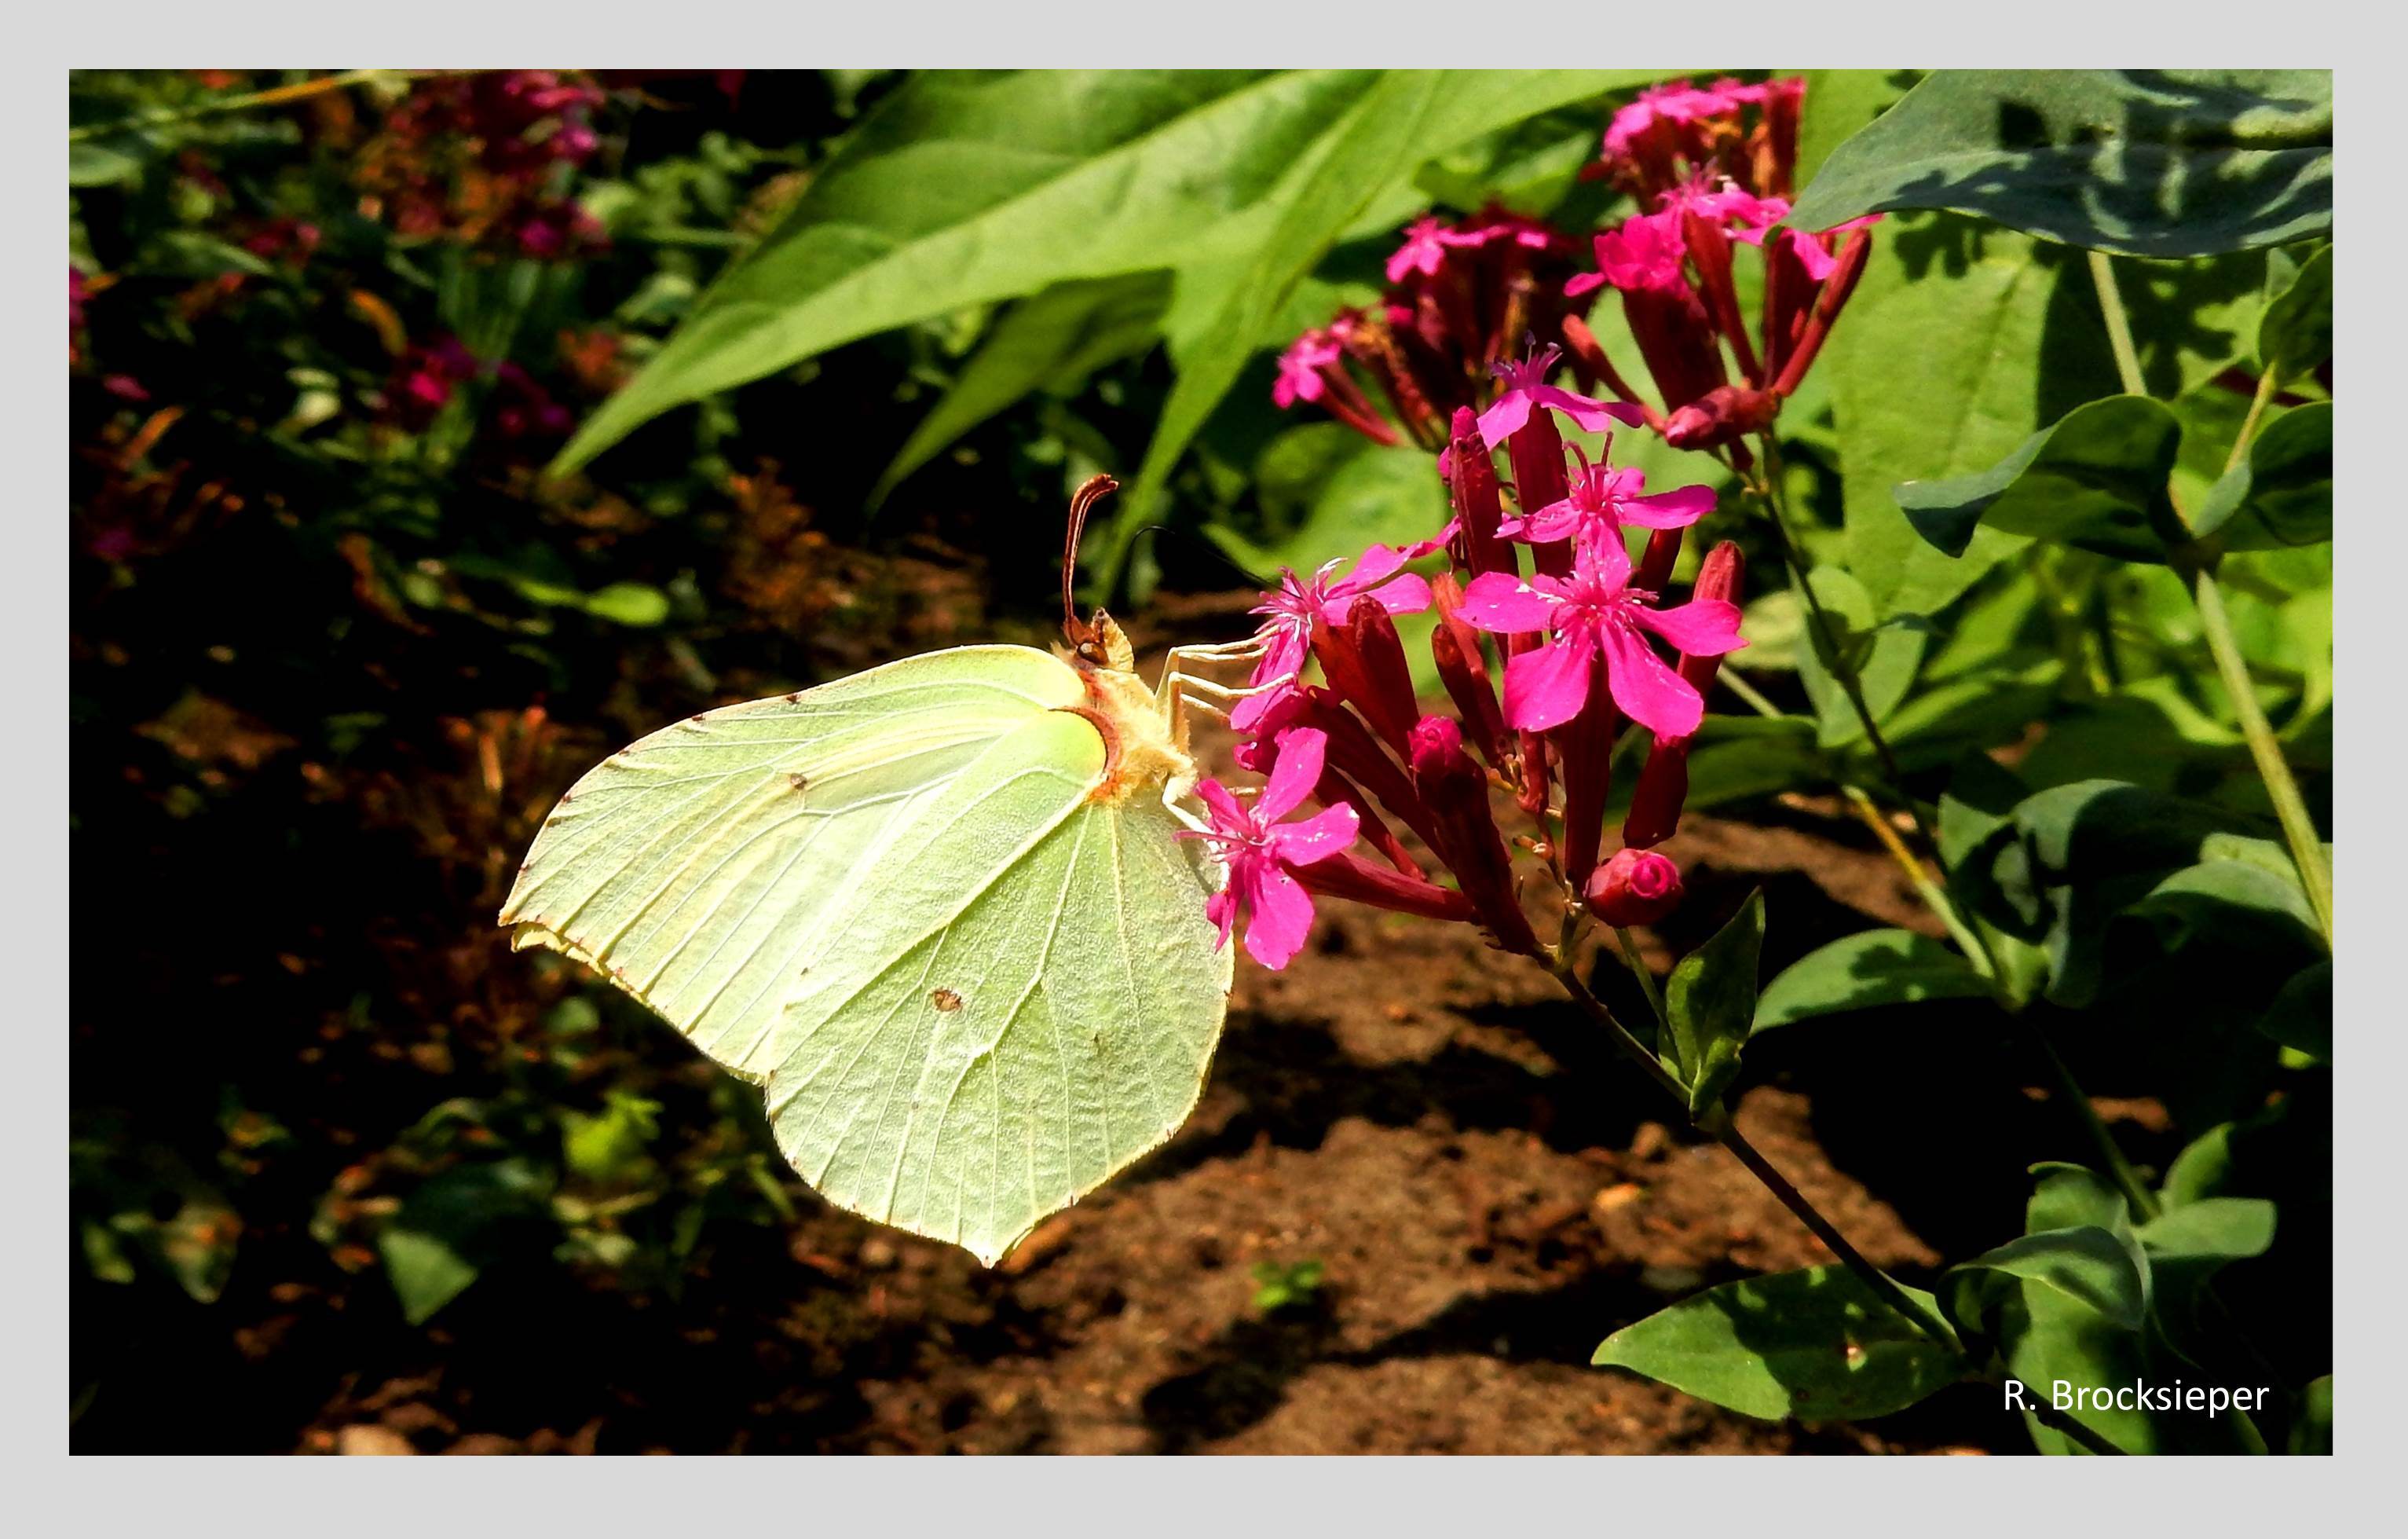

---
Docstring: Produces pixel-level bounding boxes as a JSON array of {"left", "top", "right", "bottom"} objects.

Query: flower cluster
[
  {"left": 355, "top": 71, "right": 608, "bottom": 259},
  {"left": 1195, "top": 370, "right": 1748, "bottom": 969},
  {"left": 388, "top": 335, "right": 576, "bottom": 439},
  {"left": 1273, "top": 207, "right": 1590, "bottom": 449},
  {"left": 1274, "top": 79, "right": 1874, "bottom": 467},
  {"left": 1564, "top": 76, "right": 1876, "bottom": 453}
]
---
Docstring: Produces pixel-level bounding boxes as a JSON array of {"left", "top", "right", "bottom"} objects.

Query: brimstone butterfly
[{"left": 500, "top": 479, "right": 1254, "bottom": 1266}]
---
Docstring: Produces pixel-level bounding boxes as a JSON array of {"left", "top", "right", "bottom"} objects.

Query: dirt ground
[
  {"left": 269, "top": 790, "right": 2133, "bottom": 1457},
  {"left": 88, "top": 602, "right": 2172, "bottom": 1456}
]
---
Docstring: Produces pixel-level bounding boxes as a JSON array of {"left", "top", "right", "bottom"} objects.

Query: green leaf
[
  {"left": 1789, "top": 70, "right": 2332, "bottom": 257},
  {"left": 1205, "top": 427, "right": 1450, "bottom": 577},
  {"left": 2256, "top": 244, "right": 2331, "bottom": 383},
  {"left": 1826, "top": 216, "right": 2062, "bottom": 617},
  {"left": 1949, "top": 1226, "right": 2150, "bottom": 1333},
  {"left": 1894, "top": 395, "right": 2187, "bottom": 564},
  {"left": 872, "top": 272, "right": 1171, "bottom": 504},
  {"left": 2122, "top": 856, "right": 2322, "bottom": 963},
  {"left": 1791, "top": 568, "right": 1930, "bottom": 747},
  {"left": 551, "top": 69, "right": 1371, "bottom": 472},
  {"left": 1793, "top": 70, "right": 1917, "bottom": 190},
  {"left": 2161, "top": 1123, "right": 2238, "bottom": 1209},
  {"left": 379, "top": 1228, "right": 480, "bottom": 1328},
  {"left": 1105, "top": 69, "right": 1663, "bottom": 590},
  {"left": 2194, "top": 401, "right": 2330, "bottom": 549},
  {"left": 1663, "top": 890, "right": 1764, "bottom": 1116},
  {"left": 69, "top": 140, "right": 144, "bottom": 187},
  {"left": 582, "top": 582, "right": 672, "bottom": 628},
  {"left": 2289, "top": 1376, "right": 2333, "bottom": 1455},
  {"left": 2136, "top": 1196, "right": 2276, "bottom": 1332},
  {"left": 2256, "top": 958, "right": 2331, "bottom": 1061},
  {"left": 1753, "top": 929, "right": 1991, "bottom": 1032},
  {"left": 1592, "top": 1266, "right": 1966, "bottom": 1422}
]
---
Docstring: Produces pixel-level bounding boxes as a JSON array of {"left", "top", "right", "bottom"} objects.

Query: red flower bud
[
  {"left": 1446, "top": 408, "right": 1513, "bottom": 580},
  {"left": 1621, "top": 541, "right": 1744, "bottom": 849},
  {"left": 1504, "top": 403, "right": 1574, "bottom": 579},
  {"left": 1553, "top": 664, "right": 1620, "bottom": 889},
  {"left": 1294, "top": 851, "right": 1476, "bottom": 924},
  {"left": 1312, "top": 597, "right": 1419, "bottom": 759},
  {"left": 1620, "top": 735, "right": 1692, "bottom": 849},
  {"left": 1771, "top": 227, "right": 1874, "bottom": 399},
  {"left": 1410, "top": 716, "right": 1540, "bottom": 954},
  {"left": 1429, "top": 573, "right": 1508, "bottom": 768},
  {"left": 1663, "top": 384, "right": 1779, "bottom": 450},
  {"left": 1584, "top": 848, "right": 1685, "bottom": 927}
]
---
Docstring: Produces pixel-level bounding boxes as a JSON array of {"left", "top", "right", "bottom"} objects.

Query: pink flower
[
  {"left": 1386, "top": 215, "right": 1471, "bottom": 283},
  {"left": 1602, "top": 81, "right": 1742, "bottom": 160},
  {"left": 1567, "top": 210, "right": 1689, "bottom": 299},
  {"left": 1500, "top": 455, "right": 1716, "bottom": 548},
  {"left": 1585, "top": 848, "right": 1685, "bottom": 927},
  {"left": 1272, "top": 328, "right": 1343, "bottom": 409},
  {"left": 1247, "top": 545, "right": 1435, "bottom": 687},
  {"left": 1455, "top": 531, "right": 1745, "bottom": 738},
  {"left": 1187, "top": 728, "right": 1360, "bottom": 969},
  {"left": 1474, "top": 343, "right": 1645, "bottom": 445},
  {"left": 1670, "top": 181, "right": 1791, "bottom": 240}
]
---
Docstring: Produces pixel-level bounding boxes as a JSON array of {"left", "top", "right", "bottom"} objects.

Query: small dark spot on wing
[
  {"left": 787, "top": 772, "right": 810, "bottom": 793},
  {"left": 931, "top": 988, "right": 964, "bottom": 1013}
]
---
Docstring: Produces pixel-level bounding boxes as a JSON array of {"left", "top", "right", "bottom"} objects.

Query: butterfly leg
[{"left": 1162, "top": 671, "right": 1292, "bottom": 745}]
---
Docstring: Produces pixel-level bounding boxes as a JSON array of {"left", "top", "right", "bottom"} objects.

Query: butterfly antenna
[{"left": 1063, "top": 474, "right": 1118, "bottom": 640}]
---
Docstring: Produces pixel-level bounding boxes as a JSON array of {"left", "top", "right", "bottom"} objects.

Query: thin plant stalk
[{"left": 2087, "top": 253, "right": 2332, "bottom": 946}]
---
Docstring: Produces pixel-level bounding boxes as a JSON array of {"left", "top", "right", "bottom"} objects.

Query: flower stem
[
  {"left": 2088, "top": 250, "right": 2149, "bottom": 398},
  {"left": 2224, "top": 366, "right": 2282, "bottom": 475},
  {"left": 2184, "top": 562, "right": 2334, "bottom": 945},
  {"left": 1612, "top": 926, "right": 1671, "bottom": 1028},
  {"left": 1744, "top": 441, "right": 1945, "bottom": 866},
  {"left": 1546, "top": 960, "right": 1953, "bottom": 1347}
]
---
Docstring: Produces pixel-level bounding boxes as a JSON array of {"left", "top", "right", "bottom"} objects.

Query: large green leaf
[
  {"left": 871, "top": 272, "right": 1170, "bottom": 504},
  {"left": 1894, "top": 395, "right": 2187, "bottom": 564},
  {"left": 2256, "top": 244, "right": 2331, "bottom": 383},
  {"left": 2194, "top": 401, "right": 2331, "bottom": 550},
  {"left": 1592, "top": 1266, "right": 1965, "bottom": 1422},
  {"left": 1789, "top": 70, "right": 2332, "bottom": 257},
  {"left": 1753, "top": 929, "right": 1991, "bottom": 1032},
  {"left": 551, "top": 69, "right": 1374, "bottom": 472},
  {"left": 1104, "top": 69, "right": 1661, "bottom": 591},
  {"left": 1793, "top": 70, "right": 1916, "bottom": 190},
  {"left": 1949, "top": 1226, "right": 2150, "bottom": 1333},
  {"left": 1825, "top": 216, "right": 2059, "bottom": 617},
  {"left": 1662, "top": 889, "right": 1764, "bottom": 1116}
]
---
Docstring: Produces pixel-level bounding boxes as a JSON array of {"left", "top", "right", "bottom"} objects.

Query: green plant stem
[
  {"left": 2224, "top": 367, "right": 2282, "bottom": 474},
  {"left": 70, "top": 69, "right": 409, "bottom": 143},
  {"left": 2187, "top": 564, "right": 2333, "bottom": 944},
  {"left": 1720, "top": 668, "right": 1785, "bottom": 720},
  {"left": 1841, "top": 786, "right": 1999, "bottom": 983},
  {"left": 2088, "top": 252, "right": 2329, "bottom": 947},
  {"left": 1744, "top": 441, "right": 1945, "bottom": 867},
  {"left": 1612, "top": 927, "right": 1671, "bottom": 1028},
  {"left": 2031, "top": 1028, "right": 2159, "bottom": 1222},
  {"left": 2088, "top": 250, "right": 2149, "bottom": 397},
  {"left": 1546, "top": 960, "right": 1953, "bottom": 1345}
]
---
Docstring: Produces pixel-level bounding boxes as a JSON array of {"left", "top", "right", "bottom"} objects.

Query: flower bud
[
  {"left": 1410, "top": 715, "right": 1540, "bottom": 954},
  {"left": 1429, "top": 573, "right": 1507, "bottom": 768},
  {"left": 1311, "top": 598, "right": 1419, "bottom": 759},
  {"left": 1445, "top": 409, "right": 1513, "bottom": 579},
  {"left": 1584, "top": 848, "right": 1685, "bottom": 928},
  {"left": 1663, "top": 385, "right": 1779, "bottom": 451}
]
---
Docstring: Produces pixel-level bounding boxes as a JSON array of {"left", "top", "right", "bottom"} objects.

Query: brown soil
[{"left": 271, "top": 789, "right": 2084, "bottom": 1456}]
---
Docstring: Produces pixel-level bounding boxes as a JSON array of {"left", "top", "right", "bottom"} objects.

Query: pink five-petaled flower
[
  {"left": 1455, "top": 530, "right": 1745, "bottom": 738},
  {"left": 1272, "top": 328, "right": 1345, "bottom": 408},
  {"left": 1474, "top": 343, "right": 1645, "bottom": 447},
  {"left": 1246, "top": 546, "right": 1434, "bottom": 687},
  {"left": 1499, "top": 453, "right": 1717, "bottom": 548},
  {"left": 1601, "top": 81, "right": 1742, "bottom": 160},
  {"left": 1188, "top": 728, "right": 1360, "bottom": 970},
  {"left": 1567, "top": 209, "right": 1690, "bottom": 299}
]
